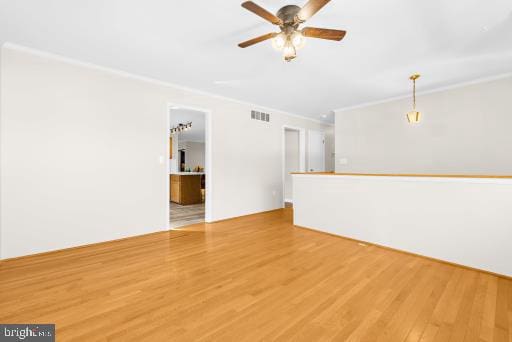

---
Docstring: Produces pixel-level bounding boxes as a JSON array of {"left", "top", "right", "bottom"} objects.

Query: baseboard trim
[
  {"left": 294, "top": 224, "right": 512, "bottom": 280},
  {"left": 209, "top": 208, "right": 283, "bottom": 224},
  {"left": 0, "top": 229, "right": 172, "bottom": 263},
  {"left": 0, "top": 209, "right": 283, "bottom": 263}
]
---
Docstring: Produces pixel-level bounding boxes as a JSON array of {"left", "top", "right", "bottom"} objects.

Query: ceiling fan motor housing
[{"left": 276, "top": 5, "right": 301, "bottom": 25}]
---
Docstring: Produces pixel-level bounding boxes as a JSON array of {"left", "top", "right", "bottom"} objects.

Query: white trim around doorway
[
  {"left": 168, "top": 103, "right": 213, "bottom": 225},
  {"left": 281, "top": 125, "right": 306, "bottom": 208}
]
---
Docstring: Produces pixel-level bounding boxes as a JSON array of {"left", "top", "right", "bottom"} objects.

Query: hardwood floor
[
  {"left": 1, "top": 208, "right": 510, "bottom": 341},
  {"left": 170, "top": 201, "right": 205, "bottom": 228}
]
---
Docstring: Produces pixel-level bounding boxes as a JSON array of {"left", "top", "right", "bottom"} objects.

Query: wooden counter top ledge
[{"left": 291, "top": 172, "right": 512, "bottom": 179}]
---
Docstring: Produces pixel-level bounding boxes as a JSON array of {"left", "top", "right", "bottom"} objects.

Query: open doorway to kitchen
[
  {"left": 282, "top": 126, "right": 305, "bottom": 208},
  {"left": 169, "top": 105, "right": 211, "bottom": 228}
]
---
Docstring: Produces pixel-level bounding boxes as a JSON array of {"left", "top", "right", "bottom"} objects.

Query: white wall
[
  {"left": 335, "top": 76, "right": 512, "bottom": 174},
  {"left": 293, "top": 174, "right": 512, "bottom": 277},
  {"left": 0, "top": 44, "right": 331, "bottom": 258},
  {"left": 284, "top": 129, "right": 299, "bottom": 201},
  {"left": 183, "top": 141, "right": 205, "bottom": 171}
]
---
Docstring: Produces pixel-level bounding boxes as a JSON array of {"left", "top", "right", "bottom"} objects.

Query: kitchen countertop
[
  {"left": 170, "top": 172, "right": 205, "bottom": 176},
  {"left": 291, "top": 172, "right": 512, "bottom": 179}
]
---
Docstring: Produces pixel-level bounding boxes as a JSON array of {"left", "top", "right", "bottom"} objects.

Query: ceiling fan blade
[
  {"left": 297, "top": 0, "right": 331, "bottom": 22},
  {"left": 241, "top": 1, "right": 283, "bottom": 25},
  {"left": 302, "top": 27, "right": 346, "bottom": 41},
  {"left": 238, "top": 33, "right": 277, "bottom": 48}
]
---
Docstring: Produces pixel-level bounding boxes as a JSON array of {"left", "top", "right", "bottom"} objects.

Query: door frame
[
  {"left": 167, "top": 103, "right": 213, "bottom": 224},
  {"left": 281, "top": 125, "right": 306, "bottom": 207}
]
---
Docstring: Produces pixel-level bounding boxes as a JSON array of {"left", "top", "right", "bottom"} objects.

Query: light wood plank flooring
[
  {"left": 170, "top": 202, "right": 205, "bottom": 228},
  {"left": 0, "top": 208, "right": 510, "bottom": 341}
]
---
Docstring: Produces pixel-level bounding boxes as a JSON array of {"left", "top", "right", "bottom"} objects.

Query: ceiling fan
[{"left": 238, "top": 0, "right": 346, "bottom": 62}]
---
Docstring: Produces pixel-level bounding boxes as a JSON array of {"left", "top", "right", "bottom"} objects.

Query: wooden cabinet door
[
  {"left": 179, "top": 176, "right": 202, "bottom": 205},
  {"left": 170, "top": 175, "right": 202, "bottom": 205},
  {"left": 170, "top": 175, "right": 180, "bottom": 203}
]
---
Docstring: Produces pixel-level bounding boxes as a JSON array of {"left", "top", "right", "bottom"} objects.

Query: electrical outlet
[
  {"left": 339, "top": 158, "right": 348, "bottom": 165},
  {"left": 272, "top": 190, "right": 277, "bottom": 197}
]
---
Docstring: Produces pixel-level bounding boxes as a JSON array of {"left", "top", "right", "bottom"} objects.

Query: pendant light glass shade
[
  {"left": 272, "top": 30, "right": 304, "bottom": 60},
  {"left": 272, "top": 33, "right": 286, "bottom": 50},
  {"left": 283, "top": 41, "right": 297, "bottom": 62},
  {"left": 291, "top": 31, "right": 306, "bottom": 49},
  {"left": 407, "top": 111, "right": 421, "bottom": 123}
]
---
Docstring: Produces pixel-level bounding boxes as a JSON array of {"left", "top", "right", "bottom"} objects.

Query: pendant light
[{"left": 407, "top": 74, "right": 421, "bottom": 123}]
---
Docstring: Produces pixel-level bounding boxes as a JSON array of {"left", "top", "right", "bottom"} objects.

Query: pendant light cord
[{"left": 413, "top": 78, "right": 416, "bottom": 111}]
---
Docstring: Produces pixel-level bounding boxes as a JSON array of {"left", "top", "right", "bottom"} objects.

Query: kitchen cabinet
[{"left": 170, "top": 174, "right": 202, "bottom": 205}]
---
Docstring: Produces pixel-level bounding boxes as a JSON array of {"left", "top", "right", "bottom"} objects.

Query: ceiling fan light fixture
[
  {"left": 272, "top": 33, "right": 286, "bottom": 50},
  {"left": 291, "top": 31, "right": 306, "bottom": 49},
  {"left": 283, "top": 41, "right": 297, "bottom": 61},
  {"left": 238, "top": 1, "right": 346, "bottom": 61}
]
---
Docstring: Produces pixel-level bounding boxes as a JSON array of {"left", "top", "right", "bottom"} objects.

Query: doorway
[
  {"left": 282, "top": 126, "right": 305, "bottom": 208},
  {"left": 307, "top": 130, "right": 325, "bottom": 172},
  {"left": 168, "top": 105, "right": 212, "bottom": 227}
]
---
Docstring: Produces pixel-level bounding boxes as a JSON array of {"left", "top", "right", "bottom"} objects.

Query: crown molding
[
  {"left": 1, "top": 42, "right": 332, "bottom": 126},
  {"left": 333, "top": 72, "right": 512, "bottom": 114}
]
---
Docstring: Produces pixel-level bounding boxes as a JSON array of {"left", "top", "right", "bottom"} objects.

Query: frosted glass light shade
[{"left": 407, "top": 111, "right": 421, "bottom": 123}]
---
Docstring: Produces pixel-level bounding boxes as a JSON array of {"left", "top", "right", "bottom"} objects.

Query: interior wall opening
[
  {"left": 282, "top": 126, "right": 306, "bottom": 208},
  {"left": 169, "top": 106, "right": 208, "bottom": 228}
]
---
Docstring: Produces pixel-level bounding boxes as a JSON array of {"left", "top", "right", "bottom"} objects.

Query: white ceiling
[
  {"left": 1, "top": 0, "right": 511, "bottom": 123},
  {"left": 170, "top": 108, "right": 205, "bottom": 143}
]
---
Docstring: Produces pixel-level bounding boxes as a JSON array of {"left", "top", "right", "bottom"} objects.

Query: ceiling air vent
[{"left": 251, "top": 110, "right": 270, "bottom": 122}]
